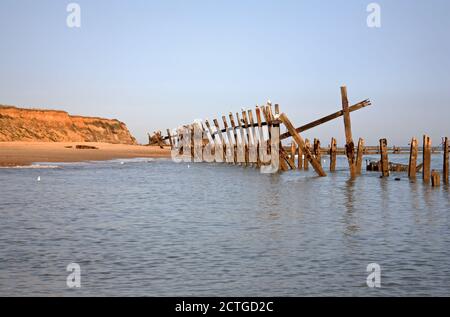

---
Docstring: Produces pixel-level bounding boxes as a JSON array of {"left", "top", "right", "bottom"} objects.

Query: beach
[{"left": 0, "top": 142, "right": 171, "bottom": 166}]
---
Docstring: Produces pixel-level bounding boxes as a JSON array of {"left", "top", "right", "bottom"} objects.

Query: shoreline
[{"left": 0, "top": 142, "right": 171, "bottom": 167}]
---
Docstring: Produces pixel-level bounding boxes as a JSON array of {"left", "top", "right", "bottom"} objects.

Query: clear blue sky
[{"left": 1, "top": 0, "right": 449, "bottom": 145}]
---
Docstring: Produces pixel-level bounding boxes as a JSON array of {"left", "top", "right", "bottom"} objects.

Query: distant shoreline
[{"left": 0, "top": 142, "right": 171, "bottom": 167}]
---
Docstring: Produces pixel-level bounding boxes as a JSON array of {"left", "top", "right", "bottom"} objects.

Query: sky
[{"left": 0, "top": 0, "right": 449, "bottom": 145}]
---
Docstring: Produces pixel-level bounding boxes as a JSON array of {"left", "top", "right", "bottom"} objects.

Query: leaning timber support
[
  {"left": 279, "top": 99, "right": 371, "bottom": 140},
  {"left": 355, "top": 138, "right": 364, "bottom": 175},
  {"left": 423, "top": 135, "right": 431, "bottom": 184},
  {"left": 341, "top": 86, "right": 357, "bottom": 177},
  {"left": 408, "top": 137, "right": 418, "bottom": 179},
  {"left": 229, "top": 113, "right": 239, "bottom": 164},
  {"left": 279, "top": 113, "right": 326, "bottom": 177},
  {"left": 330, "top": 137, "right": 337, "bottom": 172},
  {"left": 380, "top": 138, "right": 389, "bottom": 177},
  {"left": 444, "top": 137, "right": 449, "bottom": 185}
]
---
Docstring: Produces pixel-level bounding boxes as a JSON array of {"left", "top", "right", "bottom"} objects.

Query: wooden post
[
  {"left": 222, "top": 115, "right": 234, "bottom": 164},
  {"left": 247, "top": 109, "right": 258, "bottom": 164},
  {"left": 355, "top": 138, "right": 364, "bottom": 175},
  {"left": 229, "top": 113, "right": 238, "bottom": 164},
  {"left": 304, "top": 139, "right": 310, "bottom": 170},
  {"left": 380, "top": 138, "right": 389, "bottom": 177},
  {"left": 255, "top": 106, "right": 264, "bottom": 166},
  {"left": 297, "top": 142, "right": 303, "bottom": 169},
  {"left": 444, "top": 137, "right": 449, "bottom": 185},
  {"left": 431, "top": 170, "right": 440, "bottom": 187},
  {"left": 314, "top": 138, "right": 321, "bottom": 163},
  {"left": 236, "top": 112, "right": 248, "bottom": 166},
  {"left": 242, "top": 110, "right": 251, "bottom": 165},
  {"left": 274, "top": 104, "right": 280, "bottom": 115},
  {"left": 423, "top": 135, "right": 431, "bottom": 184},
  {"left": 279, "top": 113, "right": 326, "bottom": 176},
  {"left": 330, "top": 137, "right": 337, "bottom": 172},
  {"left": 408, "top": 137, "right": 418, "bottom": 179},
  {"left": 213, "top": 119, "right": 226, "bottom": 161},
  {"left": 290, "top": 141, "right": 296, "bottom": 167},
  {"left": 341, "top": 86, "right": 356, "bottom": 177}
]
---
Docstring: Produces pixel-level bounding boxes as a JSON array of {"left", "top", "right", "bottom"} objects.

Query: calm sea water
[{"left": 0, "top": 155, "right": 449, "bottom": 296}]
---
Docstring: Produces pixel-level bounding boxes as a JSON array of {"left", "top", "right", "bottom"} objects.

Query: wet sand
[{"left": 0, "top": 142, "right": 171, "bottom": 166}]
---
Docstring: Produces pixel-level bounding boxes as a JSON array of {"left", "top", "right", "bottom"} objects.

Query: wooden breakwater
[{"left": 151, "top": 86, "right": 449, "bottom": 188}]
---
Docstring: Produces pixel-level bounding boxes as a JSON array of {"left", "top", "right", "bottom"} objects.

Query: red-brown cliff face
[{"left": 0, "top": 105, "right": 137, "bottom": 144}]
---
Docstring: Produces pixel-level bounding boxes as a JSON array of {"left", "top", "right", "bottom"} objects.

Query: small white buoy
[
  {"left": 120, "top": 161, "right": 125, "bottom": 165},
  {"left": 37, "top": 176, "right": 41, "bottom": 182},
  {"left": 187, "top": 164, "right": 190, "bottom": 168}
]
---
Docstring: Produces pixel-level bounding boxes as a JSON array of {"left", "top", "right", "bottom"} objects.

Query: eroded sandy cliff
[{"left": 0, "top": 105, "right": 137, "bottom": 144}]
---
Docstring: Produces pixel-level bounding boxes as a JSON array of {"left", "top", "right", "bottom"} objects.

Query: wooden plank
[
  {"left": 355, "top": 138, "right": 365, "bottom": 175},
  {"left": 279, "top": 99, "right": 371, "bottom": 140},
  {"left": 241, "top": 110, "right": 251, "bottom": 164},
  {"left": 341, "top": 86, "right": 356, "bottom": 177},
  {"left": 280, "top": 147, "right": 295, "bottom": 170},
  {"left": 279, "top": 113, "right": 326, "bottom": 176},
  {"left": 444, "top": 137, "right": 449, "bottom": 185},
  {"left": 423, "top": 135, "right": 431, "bottom": 184},
  {"left": 380, "top": 138, "right": 389, "bottom": 177},
  {"left": 330, "top": 137, "right": 337, "bottom": 172},
  {"left": 408, "top": 137, "right": 418, "bottom": 179}
]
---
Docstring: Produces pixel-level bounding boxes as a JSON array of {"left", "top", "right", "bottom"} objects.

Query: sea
[{"left": 0, "top": 154, "right": 449, "bottom": 296}]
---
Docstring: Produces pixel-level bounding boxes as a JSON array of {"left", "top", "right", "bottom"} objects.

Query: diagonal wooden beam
[{"left": 279, "top": 99, "right": 371, "bottom": 140}]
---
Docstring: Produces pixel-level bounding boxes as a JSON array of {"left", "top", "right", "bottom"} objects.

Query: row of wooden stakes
[{"left": 161, "top": 86, "right": 448, "bottom": 187}]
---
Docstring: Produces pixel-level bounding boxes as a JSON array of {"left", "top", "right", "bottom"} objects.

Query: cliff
[{"left": 0, "top": 105, "right": 137, "bottom": 144}]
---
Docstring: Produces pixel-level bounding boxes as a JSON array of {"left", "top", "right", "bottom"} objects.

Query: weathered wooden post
[
  {"left": 247, "top": 109, "right": 258, "bottom": 164},
  {"left": 229, "top": 113, "right": 238, "bottom": 164},
  {"left": 279, "top": 113, "right": 326, "bottom": 176},
  {"left": 444, "top": 137, "right": 449, "bottom": 185},
  {"left": 242, "top": 110, "right": 251, "bottom": 165},
  {"left": 423, "top": 135, "right": 431, "bottom": 184},
  {"left": 297, "top": 143, "right": 303, "bottom": 169},
  {"left": 408, "top": 137, "right": 418, "bottom": 179},
  {"left": 213, "top": 119, "right": 226, "bottom": 161},
  {"left": 304, "top": 139, "right": 310, "bottom": 170},
  {"left": 380, "top": 138, "right": 389, "bottom": 177},
  {"left": 255, "top": 106, "right": 264, "bottom": 167},
  {"left": 341, "top": 86, "right": 356, "bottom": 177},
  {"left": 222, "top": 116, "right": 234, "bottom": 164},
  {"left": 355, "top": 138, "right": 364, "bottom": 175},
  {"left": 236, "top": 112, "right": 248, "bottom": 166},
  {"left": 166, "top": 129, "right": 173, "bottom": 149},
  {"left": 431, "top": 170, "right": 441, "bottom": 187},
  {"left": 330, "top": 137, "right": 337, "bottom": 172},
  {"left": 314, "top": 138, "right": 321, "bottom": 163},
  {"left": 290, "top": 141, "right": 296, "bottom": 167}
]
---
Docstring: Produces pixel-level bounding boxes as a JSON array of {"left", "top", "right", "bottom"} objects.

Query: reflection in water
[
  {"left": 0, "top": 155, "right": 449, "bottom": 296},
  {"left": 343, "top": 177, "right": 360, "bottom": 236}
]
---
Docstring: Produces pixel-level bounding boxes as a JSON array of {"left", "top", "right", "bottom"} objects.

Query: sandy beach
[{"left": 0, "top": 142, "right": 171, "bottom": 166}]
